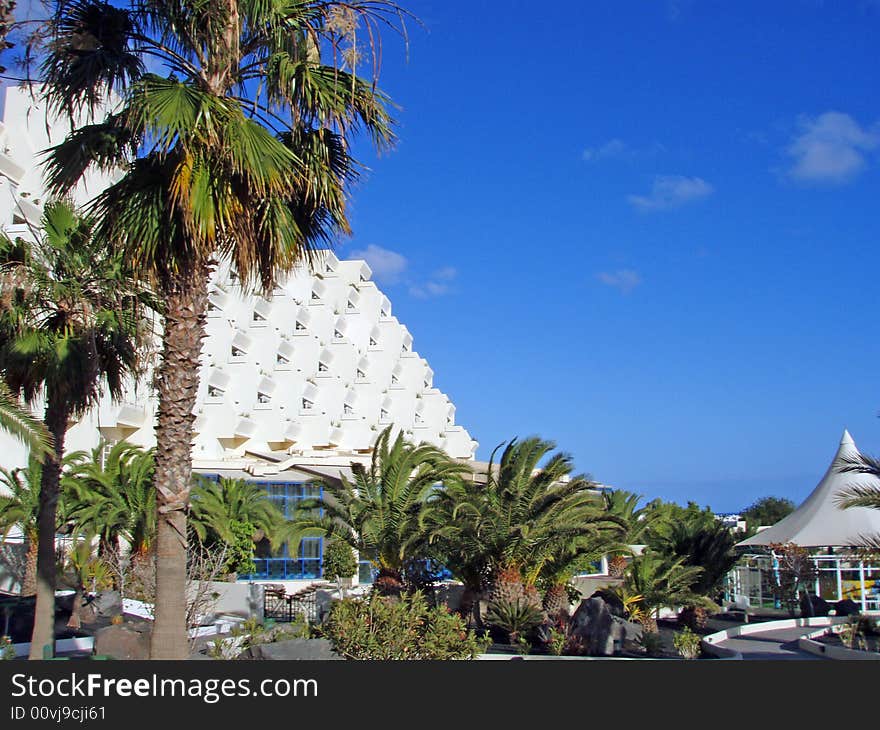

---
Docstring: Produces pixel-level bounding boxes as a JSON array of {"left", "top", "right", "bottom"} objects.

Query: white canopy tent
[{"left": 737, "top": 429, "right": 880, "bottom": 549}]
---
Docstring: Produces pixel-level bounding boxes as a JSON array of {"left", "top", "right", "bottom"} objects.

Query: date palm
[
  {"left": 295, "top": 425, "right": 469, "bottom": 593},
  {"left": 0, "top": 458, "right": 49, "bottom": 596},
  {"left": 0, "top": 201, "right": 150, "bottom": 658},
  {"left": 38, "top": 0, "right": 402, "bottom": 658},
  {"left": 836, "top": 453, "right": 880, "bottom": 549},
  {"left": 0, "top": 380, "right": 52, "bottom": 456},
  {"left": 426, "top": 437, "right": 612, "bottom": 624},
  {"left": 63, "top": 441, "right": 157, "bottom": 562},
  {"left": 189, "top": 475, "right": 286, "bottom": 550}
]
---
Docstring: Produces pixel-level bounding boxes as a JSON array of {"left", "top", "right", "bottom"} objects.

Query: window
[
  {"left": 380, "top": 308, "right": 388, "bottom": 318},
  {"left": 356, "top": 368, "right": 366, "bottom": 379},
  {"left": 302, "top": 398, "right": 313, "bottom": 410},
  {"left": 231, "top": 346, "right": 245, "bottom": 358},
  {"left": 380, "top": 408, "right": 389, "bottom": 421},
  {"left": 208, "top": 385, "right": 224, "bottom": 398},
  {"left": 258, "top": 393, "right": 271, "bottom": 404},
  {"left": 391, "top": 373, "right": 399, "bottom": 385},
  {"left": 239, "top": 482, "right": 325, "bottom": 581},
  {"left": 276, "top": 353, "right": 289, "bottom": 365},
  {"left": 369, "top": 337, "right": 377, "bottom": 347},
  {"left": 344, "top": 403, "right": 354, "bottom": 415},
  {"left": 415, "top": 412, "right": 424, "bottom": 424},
  {"left": 99, "top": 440, "right": 117, "bottom": 469},
  {"left": 347, "top": 300, "right": 356, "bottom": 310},
  {"left": 311, "top": 290, "right": 320, "bottom": 301},
  {"left": 318, "top": 361, "right": 329, "bottom": 373},
  {"left": 253, "top": 311, "right": 266, "bottom": 322},
  {"left": 334, "top": 329, "right": 344, "bottom": 340},
  {"left": 295, "top": 320, "right": 307, "bottom": 331}
]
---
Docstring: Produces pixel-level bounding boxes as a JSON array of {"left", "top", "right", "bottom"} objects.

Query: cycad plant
[
  {"left": 0, "top": 201, "right": 150, "bottom": 657},
  {"left": 295, "top": 425, "right": 469, "bottom": 594},
  {"left": 623, "top": 550, "right": 707, "bottom": 633},
  {"left": 37, "top": 0, "right": 403, "bottom": 658}
]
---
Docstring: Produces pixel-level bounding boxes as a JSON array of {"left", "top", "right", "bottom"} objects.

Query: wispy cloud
[
  {"left": 582, "top": 139, "right": 630, "bottom": 162},
  {"left": 596, "top": 269, "right": 643, "bottom": 295},
  {"left": 409, "top": 267, "right": 458, "bottom": 299},
  {"left": 785, "top": 111, "right": 879, "bottom": 185},
  {"left": 348, "top": 244, "right": 408, "bottom": 284},
  {"left": 627, "top": 175, "right": 714, "bottom": 211}
]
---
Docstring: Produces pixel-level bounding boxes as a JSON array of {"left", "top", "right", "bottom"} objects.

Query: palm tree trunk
[
  {"left": 21, "top": 533, "right": 38, "bottom": 597},
  {"left": 28, "top": 395, "right": 69, "bottom": 659},
  {"left": 150, "top": 272, "right": 208, "bottom": 660}
]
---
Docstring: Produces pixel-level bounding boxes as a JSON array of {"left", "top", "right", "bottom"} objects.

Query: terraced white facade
[{"left": 0, "top": 84, "right": 477, "bottom": 477}]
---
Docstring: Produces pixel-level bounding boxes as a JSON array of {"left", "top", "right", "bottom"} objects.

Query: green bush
[
  {"left": 322, "top": 591, "right": 488, "bottom": 660},
  {"left": 322, "top": 540, "right": 357, "bottom": 582},
  {"left": 673, "top": 626, "right": 701, "bottom": 659}
]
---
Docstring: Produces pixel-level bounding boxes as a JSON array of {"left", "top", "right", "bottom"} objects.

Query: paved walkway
[{"left": 716, "top": 625, "right": 823, "bottom": 660}]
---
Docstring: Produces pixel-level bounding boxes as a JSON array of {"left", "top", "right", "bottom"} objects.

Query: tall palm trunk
[
  {"left": 28, "top": 395, "right": 70, "bottom": 659},
  {"left": 150, "top": 272, "right": 208, "bottom": 660},
  {"left": 21, "top": 532, "right": 38, "bottom": 597}
]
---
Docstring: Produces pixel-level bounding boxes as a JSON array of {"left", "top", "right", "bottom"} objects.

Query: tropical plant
[
  {"left": 0, "top": 380, "right": 51, "bottom": 456},
  {"left": 623, "top": 550, "right": 707, "bottom": 633},
  {"left": 0, "top": 201, "right": 150, "bottom": 657},
  {"left": 295, "top": 425, "right": 469, "bottom": 594},
  {"left": 427, "top": 437, "right": 614, "bottom": 625},
  {"left": 63, "top": 441, "right": 156, "bottom": 562},
  {"left": 672, "top": 626, "right": 701, "bottom": 660},
  {"left": 189, "top": 476, "right": 286, "bottom": 550},
  {"left": 59, "top": 538, "right": 112, "bottom": 629},
  {"left": 0, "top": 457, "right": 69, "bottom": 596},
  {"left": 649, "top": 517, "right": 737, "bottom": 599},
  {"left": 37, "top": 0, "right": 404, "bottom": 659},
  {"left": 485, "top": 593, "right": 544, "bottom": 646},
  {"left": 836, "top": 453, "right": 880, "bottom": 549}
]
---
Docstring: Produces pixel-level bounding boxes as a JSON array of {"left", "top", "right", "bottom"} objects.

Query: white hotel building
[{"left": 0, "top": 85, "right": 478, "bottom": 585}]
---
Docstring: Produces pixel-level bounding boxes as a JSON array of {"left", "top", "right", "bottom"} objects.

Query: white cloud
[
  {"left": 582, "top": 139, "right": 629, "bottom": 162},
  {"left": 409, "top": 267, "right": 457, "bottom": 299},
  {"left": 627, "top": 175, "right": 714, "bottom": 211},
  {"left": 348, "top": 244, "right": 408, "bottom": 284},
  {"left": 596, "top": 269, "right": 642, "bottom": 295},
  {"left": 786, "top": 111, "right": 879, "bottom": 185}
]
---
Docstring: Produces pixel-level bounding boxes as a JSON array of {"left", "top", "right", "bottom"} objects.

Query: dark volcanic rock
[{"left": 94, "top": 622, "right": 151, "bottom": 660}]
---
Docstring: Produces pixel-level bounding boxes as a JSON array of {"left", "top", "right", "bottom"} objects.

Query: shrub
[
  {"left": 322, "top": 540, "right": 357, "bottom": 583},
  {"left": 485, "top": 596, "right": 544, "bottom": 645},
  {"left": 323, "top": 591, "right": 487, "bottom": 660},
  {"left": 673, "top": 626, "right": 701, "bottom": 659}
]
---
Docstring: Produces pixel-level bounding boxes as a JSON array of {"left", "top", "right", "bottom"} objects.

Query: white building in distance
[{"left": 0, "top": 84, "right": 477, "bottom": 584}]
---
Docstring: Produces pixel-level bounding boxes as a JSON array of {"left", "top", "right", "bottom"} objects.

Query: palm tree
[
  {"left": 836, "top": 453, "right": 880, "bottom": 548},
  {"left": 426, "top": 437, "right": 612, "bottom": 624},
  {"left": 38, "top": 0, "right": 403, "bottom": 658},
  {"left": 0, "top": 380, "right": 52, "bottom": 456},
  {"left": 189, "top": 475, "right": 286, "bottom": 551},
  {"left": 0, "top": 458, "right": 45, "bottom": 597},
  {"left": 623, "top": 550, "right": 706, "bottom": 633},
  {"left": 295, "top": 425, "right": 469, "bottom": 594},
  {"left": 63, "top": 441, "right": 157, "bottom": 563},
  {"left": 0, "top": 201, "right": 149, "bottom": 658}
]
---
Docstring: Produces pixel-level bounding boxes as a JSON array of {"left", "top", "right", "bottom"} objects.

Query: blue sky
[{"left": 339, "top": 1, "right": 880, "bottom": 512}]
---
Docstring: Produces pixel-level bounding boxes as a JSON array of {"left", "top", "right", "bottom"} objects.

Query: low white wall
[
  {"left": 701, "top": 616, "right": 846, "bottom": 660},
  {"left": 798, "top": 625, "right": 880, "bottom": 660}
]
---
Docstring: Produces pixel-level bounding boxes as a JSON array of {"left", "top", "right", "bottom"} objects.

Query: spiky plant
[{"left": 293, "top": 425, "right": 470, "bottom": 594}]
